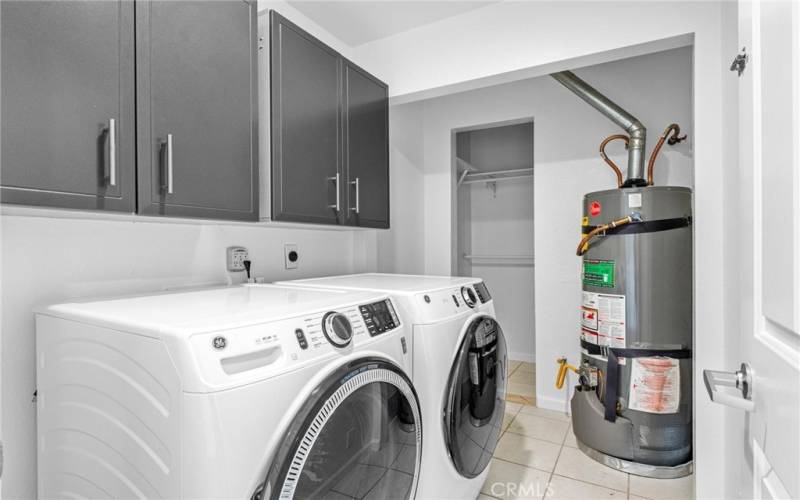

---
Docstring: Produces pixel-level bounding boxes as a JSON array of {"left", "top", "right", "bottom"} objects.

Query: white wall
[
  {"left": 376, "top": 101, "right": 426, "bottom": 274},
  {"left": 0, "top": 5, "right": 373, "bottom": 498},
  {"left": 387, "top": 44, "right": 694, "bottom": 415}
]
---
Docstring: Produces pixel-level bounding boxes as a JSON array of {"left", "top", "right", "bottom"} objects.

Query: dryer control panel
[{"left": 412, "top": 282, "right": 493, "bottom": 323}]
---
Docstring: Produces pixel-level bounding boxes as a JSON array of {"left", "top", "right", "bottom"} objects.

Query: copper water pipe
[
  {"left": 599, "top": 134, "right": 629, "bottom": 187},
  {"left": 647, "top": 124, "right": 687, "bottom": 185}
]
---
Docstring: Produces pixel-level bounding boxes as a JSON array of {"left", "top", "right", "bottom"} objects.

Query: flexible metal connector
[{"left": 551, "top": 70, "right": 647, "bottom": 185}]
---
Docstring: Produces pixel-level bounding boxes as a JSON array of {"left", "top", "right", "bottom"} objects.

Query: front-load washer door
[
  {"left": 260, "top": 357, "right": 422, "bottom": 500},
  {"left": 444, "top": 316, "right": 507, "bottom": 478}
]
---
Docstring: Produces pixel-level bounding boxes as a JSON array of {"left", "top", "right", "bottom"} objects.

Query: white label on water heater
[
  {"left": 581, "top": 292, "right": 626, "bottom": 349},
  {"left": 629, "top": 357, "right": 680, "bottom": 414},
  {"left": 628, "top": 192, "right": 642, "bottom": 208}
]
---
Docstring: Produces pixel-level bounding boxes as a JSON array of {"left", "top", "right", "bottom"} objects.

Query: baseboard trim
[
  {"left": 508, "top": 351, "right": 535, "bottom": 364},
  {"left": 535, "top": 393, "right": 572, "bottom": 414}
]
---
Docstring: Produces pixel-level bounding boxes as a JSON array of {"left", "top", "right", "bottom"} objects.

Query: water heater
[
  {"left": 573, "top": 186, "right": 693, "bottom": 477},
  {"left": 550, "top": 70, "right": 694, "bottom": 478}
]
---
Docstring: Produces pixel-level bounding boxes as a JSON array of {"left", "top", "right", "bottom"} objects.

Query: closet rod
[
  {"left": 464, "top": 167, "right": 533, "bottom": 178},
  {"left": 463, "top": 254, "right": 534, "bottom": 261},
  {"left": 461, "top": 173, "right": 533, "bottom": 185}
]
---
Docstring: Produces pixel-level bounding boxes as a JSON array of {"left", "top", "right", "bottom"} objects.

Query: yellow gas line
[{"left": 555, "top": 357, "right": 579, "bottom": 389}]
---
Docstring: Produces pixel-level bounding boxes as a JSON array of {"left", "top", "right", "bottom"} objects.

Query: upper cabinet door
[
  {"left": 343, "top": 62, "right": 389, "bottom": 228},
  {"left": 270, "top": 12, "right": 343, "bottom": 225},
  {"left": 136, "top": 1, "right": 258, "bottom": 221},
  {"left": 1, "top": 0, "right": 136, "bottom": 212}
]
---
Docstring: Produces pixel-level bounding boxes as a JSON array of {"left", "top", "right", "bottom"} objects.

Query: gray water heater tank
[{"left": 572, "top": 185, "right": 693, "bottom": 478}]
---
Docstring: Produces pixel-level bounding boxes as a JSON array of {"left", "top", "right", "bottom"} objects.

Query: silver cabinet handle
[
  {"left": 108, "top": 118, "right": 116, "bottom": 186},
  {"left": 165, "top": 134, "right": 174, "bottom": 194},
  {"left": 328, "top": 173, "right": 340, "bottom": 211},
  {"left": 703, "top": 362, "right": 754, "bottom": 411},
  {"left": 350, "top": 177, "right": 360, "bottom": 213}
]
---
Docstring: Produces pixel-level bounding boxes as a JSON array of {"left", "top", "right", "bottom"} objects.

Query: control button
[
  {"left": 295, "top": 328, "right": 308, "bottom": 350},
  {"left": 322, "top": 312, "right": 353, "bottom": 348},
  {"left": 452, "top": 295, "right": 460, "bottom": 307},
  {"left": 424, "top": 295, "right": 431, "bottom": 303},
  {"left": 401, "top": 337, "right": 407, "bottom": 354}
]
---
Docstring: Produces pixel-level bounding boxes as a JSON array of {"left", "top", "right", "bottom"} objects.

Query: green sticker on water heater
[{"left": 583, "top": 259, "right": 615, "bottom": 288}]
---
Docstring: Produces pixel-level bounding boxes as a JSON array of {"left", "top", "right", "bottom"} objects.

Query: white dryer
[
  {"left": 275, "top": 274, "right": 508, "bottom": 500},
  {"left": 35, "top": 284, "right": 422, "bottom": 499}
]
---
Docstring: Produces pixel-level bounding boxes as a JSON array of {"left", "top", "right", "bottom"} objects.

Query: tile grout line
[
  {"left": 544, "top": 437, "right": 567, "bottom": 498},
  {"left": 542, "top": 418, "right": 573, "bottom": 497},
  {"left": 627, "top": 471, "right": 631, "bottom": 498},
  {"left": 491, "top": 456, "right": 554, "bottom": 476}
]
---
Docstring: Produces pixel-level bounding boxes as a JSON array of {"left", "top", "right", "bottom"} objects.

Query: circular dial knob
[
  {"left": 461, "top": 286, "right": 477, "bottom": 308},
  {"left": 322, "top": 312, "right": 353, "bottom": 348}
]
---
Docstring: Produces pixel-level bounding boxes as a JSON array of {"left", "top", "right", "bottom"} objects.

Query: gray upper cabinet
[
  {"left": 270, "top": 12, "right": 342, "bottom": 225},
  {"left": 270, "top": 11, "right": 389, "bottom": 228},
  {"left": 1, "top": 0, "right": 136, "bottom": 212},
  {"left": 136, "top": 1, "right": 258, "bottom": 221},
  {"left": 343, "top": 61, "right": 389, "bottom": 229}
]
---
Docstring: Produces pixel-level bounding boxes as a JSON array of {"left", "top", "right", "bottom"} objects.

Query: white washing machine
[
  {"left": 35, "top": 284, "right": 422, "bottom": 499},
  {"left": 275, "top": 274, "right": 508, "bottom": 500}
]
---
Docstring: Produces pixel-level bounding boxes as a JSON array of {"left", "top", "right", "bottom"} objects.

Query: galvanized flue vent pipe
[{"left": 551, "top": 70, "right": 647, "bottom": 186}]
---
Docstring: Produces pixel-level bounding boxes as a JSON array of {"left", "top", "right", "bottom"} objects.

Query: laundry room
[{"left": 2, "top": 1, "right": 799, "bottom": 500}]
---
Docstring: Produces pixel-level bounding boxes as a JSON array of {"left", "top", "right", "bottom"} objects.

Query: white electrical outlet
[
  {"left": 227, "top": 246, "right": 249, "bottom": 271},
  {"left": 285, "top": 244, "right": 299, "bottom": 269}
]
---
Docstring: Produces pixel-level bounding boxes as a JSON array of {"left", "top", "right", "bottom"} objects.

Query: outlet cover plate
[
  {"left": 227, "top": 246, "right": 249, "bottom": 272},
  {"left": 285, "top": 244, "right": 298, "bottom": 270}
]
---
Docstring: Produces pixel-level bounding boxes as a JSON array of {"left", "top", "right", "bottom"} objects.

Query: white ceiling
[{"left": 285, "top": 1, "right": 499, "bottom": 46}]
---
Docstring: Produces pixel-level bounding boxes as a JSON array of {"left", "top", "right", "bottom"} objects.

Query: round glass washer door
[
  {"left": 444, "top": 316, "right": 507, "bottom": 478},
  {"left": 262, "top": 358, "right": 422, "bottom": 500}
]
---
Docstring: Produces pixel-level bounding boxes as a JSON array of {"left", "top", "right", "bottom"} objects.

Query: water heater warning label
[
  {"left": 580, "top": 291, "right": 626, "bottom": 348},
  {"left": 629, "top": 358, "right": 680, "bottom": 414},
  {"left": 583, "top": 259, "right": 615, "bottom": 288}
]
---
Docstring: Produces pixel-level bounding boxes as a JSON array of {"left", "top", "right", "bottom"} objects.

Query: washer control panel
[
  {"left": 359, "top": 299, "right": 401, "bottom": 336},
  {"left": 300, "top": 306, "right": 366, "bottom": 350},
  {"left": 189, "top": 296, "right": 406, "bottom": 388}
]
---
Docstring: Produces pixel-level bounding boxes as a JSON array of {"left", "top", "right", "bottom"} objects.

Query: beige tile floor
[
  {"left": 506, "top": 360, "right": 536, "bottom": 406},
  {"left": 481, "top": 361, "right": 694, "bottom": 500}
]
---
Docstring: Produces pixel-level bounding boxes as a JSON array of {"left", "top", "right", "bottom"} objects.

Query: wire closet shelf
[
  {"left": 456, "top": 158, "right": 533, "bottom": 187},
  {"left": 462, "top": 254, "right": 535, "bottom": 267}
]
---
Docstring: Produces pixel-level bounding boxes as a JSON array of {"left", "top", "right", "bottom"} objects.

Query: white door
[{"left": 704, "top": 1, "right": 800, "bottom": 498}]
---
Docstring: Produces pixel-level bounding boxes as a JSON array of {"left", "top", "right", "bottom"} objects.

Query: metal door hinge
[{"left": 730, "top": 47, "right": 748, "bottom": 76}]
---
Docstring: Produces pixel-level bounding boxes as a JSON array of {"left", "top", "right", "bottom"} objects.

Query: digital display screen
[{"left": 360, "top": 300, "right": 398, "bottom": 336}]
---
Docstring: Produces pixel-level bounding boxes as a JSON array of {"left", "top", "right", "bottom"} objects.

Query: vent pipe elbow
[{"left": 551, "top": 70, "right": 647, "bottom": 186}]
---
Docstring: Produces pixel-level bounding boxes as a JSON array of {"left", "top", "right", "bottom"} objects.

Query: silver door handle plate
[
  {"left": 703, "top": 362, "right": 754, "bottom": 412},
  {"left": 328, "top": 173, "right": 340, "bottom": 211},
  {"left": 350, "top": 177, "right": 360, "bottom": 213},
  {"left": 166, "top": 134, "right": 174, "bottom": 194},
  {"left": 108, "top": 118, "right": 116, "bottom": 186}
]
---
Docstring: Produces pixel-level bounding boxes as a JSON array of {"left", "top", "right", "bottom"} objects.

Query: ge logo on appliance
[{"left": 212, "top": 336, "right": 227, "bottom": 350}]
